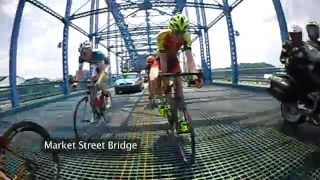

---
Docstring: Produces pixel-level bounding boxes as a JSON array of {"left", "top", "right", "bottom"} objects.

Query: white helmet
[
  {"left": 290, "top": 25, "right": 302, "bottom": 33},
  {"left": 78, "top": 40, "right": 92, "bottom": 52}
]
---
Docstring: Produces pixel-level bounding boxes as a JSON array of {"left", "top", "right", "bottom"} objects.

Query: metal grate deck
[{"left": 4, "top": 96, "right": 320, "bottom": 180}]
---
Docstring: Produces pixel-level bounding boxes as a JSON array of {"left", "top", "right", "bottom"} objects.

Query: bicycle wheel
[
  {"left": 182, "top": 109, "right": 195, "bottom": 164},
  {"left": 73, "top": 96, "right": 100, "bottom": 140},
  {"left": 1, "top": 121, "right": 60, "bottom": 180},
  {"left": 105, "top": 91, "right": 112, "bottom": 109}
]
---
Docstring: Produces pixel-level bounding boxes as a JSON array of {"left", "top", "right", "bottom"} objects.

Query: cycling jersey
[
  {"left": 79, "top": 50, "right": 109, "bottom": 77},
  {"left": 156, "top": 29, "right": 192, "bottom": 73},
  {"left": 79, "top": 50, "right": 109, "bottom": 65},
  {"left": 157, "top": 29, "right": 192, "bottom": 55}
]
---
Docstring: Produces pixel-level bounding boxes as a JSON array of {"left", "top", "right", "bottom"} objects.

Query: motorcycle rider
[
  {"left": 306, "top": 21, "right": 320, "bottom": 49},
  {"left": 280, "top": 23, "right": 320, "bottom": 110}
]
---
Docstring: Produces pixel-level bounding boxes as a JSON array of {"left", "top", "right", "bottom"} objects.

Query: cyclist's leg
[
  {"left": 170, "top": 62, "right": 184, "bottom": 108},
  {"left": 96, "top": 72, "right": 110, "bottom": 108},
  {"left": 175, "top": 77, "right": 185, "bottom": 108}
]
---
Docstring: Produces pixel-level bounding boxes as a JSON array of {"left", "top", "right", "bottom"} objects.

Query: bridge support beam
[
  {"left": 95, "top": 0, "right": 99, "bottom": 48},
  {"left": 200, "top": 0, "right": 212, "bottom": 84},
  {"left": 223, "top": 0, "right": 238, "bottom": 85},
  {"left": 9, "top": 0, "right": 26, "bottom": 108},
  {"left": 272, "top": 0, "right": 289, "bottom": 42},
  {"left": 62, "top": 0, "right": 72, "bottom": 95},
  {"left": 195, "top": 0, "right": 210, "bottom": 85}
]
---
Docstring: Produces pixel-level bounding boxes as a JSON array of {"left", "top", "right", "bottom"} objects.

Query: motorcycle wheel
[{"left": 281, "top": 102, "right": 305, "bottom": 124}]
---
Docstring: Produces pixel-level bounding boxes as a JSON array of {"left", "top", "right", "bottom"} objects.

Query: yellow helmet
[{"left": 169, "top": 13, "right": 190, "bottom": 33}]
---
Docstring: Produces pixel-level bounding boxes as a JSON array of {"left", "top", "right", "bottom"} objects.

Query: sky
[{"left": 0, "top": 0, "right": 319, "bottom": 79}]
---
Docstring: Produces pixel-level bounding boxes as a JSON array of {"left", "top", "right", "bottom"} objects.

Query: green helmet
[{"left": 168, "top": 14, "right": 190, "bottom": 33}]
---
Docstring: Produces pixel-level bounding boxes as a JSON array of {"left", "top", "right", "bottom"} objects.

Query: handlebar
[
  {"left": 72, "top": 80, "right": 92, "bottom": 83},
  {"left": 158, "top": 72, "right": 202, "bottom": 77}
]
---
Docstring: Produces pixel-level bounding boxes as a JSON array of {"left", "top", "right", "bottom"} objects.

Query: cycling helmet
[
  {"left": 78, "top": 40, "right": 92, "bottom": 52},
  {"left": 168, "top": 13, "right": 189, "bottom": 33},
  {"left": 306, "top": 21, "right": 319, "bottom": 40}
]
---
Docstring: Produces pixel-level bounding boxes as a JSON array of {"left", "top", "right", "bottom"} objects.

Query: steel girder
[
  {"left": 98, "top": 25, "right": 203, "bottom": 41},
  {"left": 26, "top": 0, "right": 89, "bottom": 36},
  {"left": 70, "top": 1, "right": 222, "bottom": 20},
  {"left": 105, "top": 0, "right": 138, "bottom": 66},
  {"left": 195, "top": 0, "right": 209, "bottom": 84},
  {"left": 95, "top": 0, "right": 99, "bottom": 48},
  {"left": 192, "top": 0, "right": 244, "bottom": 43},
  {"left": 200, "top": 0, "right": 212, "bottom": 84},
  {"left": 173, "top": 0, "right": 186, "bottom": 14},
  {"left": 223, "top": 0, "right": 238, "bottom": 85},
  {"left": 9, "top": 0, "right": 26, "bottom": 107},
  {"left": 272, "top": 0, "right": 289, "bottom": 42},
  {"left": 62, "top": 0, "right": 72, "bottom": 95},
  {"left": 145, "top": 0, "right": 152, "bottom": 54}
]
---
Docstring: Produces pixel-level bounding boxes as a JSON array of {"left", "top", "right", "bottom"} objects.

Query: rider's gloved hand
[{"left": 194, "top": 72, "right": 204, "bottom": 88}]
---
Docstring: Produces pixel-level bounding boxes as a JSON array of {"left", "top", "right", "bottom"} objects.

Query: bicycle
[
  {"left": 158, "top": 72, "right": 202, "bottom": 164},
  {"left": 73, "top": 80, "right": 113, "bottom": 140},
  {"left": 0, "top": 121, "right": 60, "bottom": 180}
]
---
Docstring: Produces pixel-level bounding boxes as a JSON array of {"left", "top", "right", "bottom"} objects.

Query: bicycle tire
[
  {"left": 182, "top": 109, "right": 196, "bottom": 164},
  {"left": 105, "top": 91, "right": 112, "bottom": 109},
  {"left": 73, "top": 96, "right": 91, "bottom": 140},
  {"left": 2, "top": 121, "right": 60, "bottom": 180}
]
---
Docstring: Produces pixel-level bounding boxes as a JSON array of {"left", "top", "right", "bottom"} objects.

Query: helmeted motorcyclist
[
  {"left": 306, "top": 21, "right": 320, "bottom": 49},
  {"left": 280, "top": 24, "right": 320, "bottom": 109},
  {"left": 304, "top": 21, "right": 320, "bottom": 86},
  {"left": 280, "top": 25, "right": 307, "bottom": 79}
]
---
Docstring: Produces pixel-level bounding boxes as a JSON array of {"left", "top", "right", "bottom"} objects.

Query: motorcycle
[{"left": 268, "top": 57, "right": 320, "bottom": 126}]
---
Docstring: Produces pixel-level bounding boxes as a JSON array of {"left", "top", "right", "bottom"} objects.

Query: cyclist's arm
[
  {"left": 91, "top": 52, "right": 108, "bottom": 83},
  {"left": 75, "top": 57, "right": 84, "bottom": 81},
  {"left": 95, "top": 62, "right": 107, "bottom": 84},
  {"left": 0, "top": 171, "right": 9, "bottom": 180},
  {"left": 157, "top": 32, "right": 168, "bottom": 72},
  {"left": 183, "top": 33, "right": 197, "bottom": 73}
]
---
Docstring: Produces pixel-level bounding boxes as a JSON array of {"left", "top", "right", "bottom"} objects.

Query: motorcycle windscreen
[{"left": 267, "top": 75, "right": 298, "bottom": 102}]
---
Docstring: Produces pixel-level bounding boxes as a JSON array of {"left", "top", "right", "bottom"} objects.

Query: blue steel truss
[
  {"left": 223, "top": 0, "right": 238, "bottom": 85},
  {"left": 8, "top": 0, "right": 289, "bottom": 107},
  {"left": 105, "top": 0, "right": 138, "bottom": 66}
]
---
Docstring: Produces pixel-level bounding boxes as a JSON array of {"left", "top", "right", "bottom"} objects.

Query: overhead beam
[
  {"left": 70, "top": 1, "right": 223, "bottom": 20},
  {"left": 192, "top": 0, "right": 244, "bottom": 43},
  {"left": 105, "top": 0, "right": 138, "bottom": 61},
  {"left": 26, "top": 0, "right": 89, "bottom": 36}
]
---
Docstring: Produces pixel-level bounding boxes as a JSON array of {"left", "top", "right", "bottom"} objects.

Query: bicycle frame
[{"left": 158, "top": 72, "right": 199, "bottom": 164}]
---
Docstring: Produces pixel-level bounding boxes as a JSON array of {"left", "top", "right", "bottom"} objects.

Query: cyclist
[
  {"left": 146, "top": 55, "right": 161, "bottom": 108},
  {"left": 74, "top": 41, "right": 111, "bottom": 122},
  {"left": 151, "top": 13, "right": 203, "bottom": 133}
]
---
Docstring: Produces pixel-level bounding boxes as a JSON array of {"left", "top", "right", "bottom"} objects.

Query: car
[{"left": 114, "top": 72, "right": 144, "bottom": 94}]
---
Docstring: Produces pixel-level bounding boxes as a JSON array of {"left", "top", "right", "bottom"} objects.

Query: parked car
[{"left": 114, "top": 73, "right": 144, "bottom": 94}]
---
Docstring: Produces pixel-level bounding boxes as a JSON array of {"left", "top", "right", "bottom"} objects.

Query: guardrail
[
  {"left": 212, "top": 67, "right": 285, "bottom": 86},
  {"left": 0, "top": 79, "right": 113, "bottom": 112}
]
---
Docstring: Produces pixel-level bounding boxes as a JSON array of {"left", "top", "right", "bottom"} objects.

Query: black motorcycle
[{"left": 268, "top": 46, "right": 320, "bottom": 126}]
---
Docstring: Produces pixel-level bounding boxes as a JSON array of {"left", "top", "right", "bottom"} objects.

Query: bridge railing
[
  {"left": 0, "top": 81, "right": 89, "bottom": 112},
  {"left": 212, "top": 67, "right": 285, "bottom": 86}
]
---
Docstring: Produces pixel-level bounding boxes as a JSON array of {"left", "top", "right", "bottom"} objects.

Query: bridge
[{"left": 1, "top": 0, "right": 320, "bottom": 179}]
